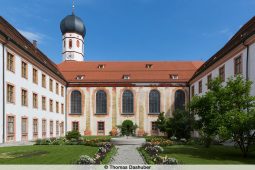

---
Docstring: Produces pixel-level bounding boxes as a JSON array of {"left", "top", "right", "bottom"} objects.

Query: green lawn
[
  {"left": 0, "top": 145, "right": 98, "bottom": 164},
  {"left": 161, "top": 145, "right": 255, "bottom": 164}
]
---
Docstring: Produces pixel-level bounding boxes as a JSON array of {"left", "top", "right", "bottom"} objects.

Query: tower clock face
[{"left": 67, "top": 54, "right": 74, "bottom": 60}]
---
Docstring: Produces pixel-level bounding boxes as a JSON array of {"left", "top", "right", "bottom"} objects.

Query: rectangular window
[
  {"left": 7, "top": 116, "right": 15, "bottom": 141},
  {"left": 50, "top": 121, "right": 53, "bottom": 135},
  {"left": 191, "top": 85, "right": 195, "bottom": 97},
  {"left": 56, "top": 83, "right": 59, "bottom": 95},
  {"left": 61, "top": 103, "right": 64, "bottom": 114},
  {"left": 97, "top": 122, "right": 105, "bottom": 135},
  {"left": 21, "top": 89, "right": 28, "bottom": 106},
  {"left": 56, "top": 102, "right": 59, "bottom": 113},
  {"left": 21, "top": 61, "right": 28, "bottom": 79},
  {"left": 7, "top": 52, "right": 15, "bottom": 72},
  {"left": 56, "top": 121, "right": 59, "bottom": 136},
  {"left": 8, "top": 116, "right": 15, "bottom": 134},
  {"left": 42, "top": 96, "right": 46, "bottom": 110},
  {"left": 7, "top": 84, "right": 15, "bottom": 103},
  {"left": 33, "top": 119, "right": 38, "bottom": 134},
  {"left": 33, "top": 93, "right": 38, "bottom": 108},
  {"left": 72, "top": 122, "right": 79, "bottom": 131},
  {"left": 234, "top": 56, "right": 242, "bottom": 75},
  {"left": 207, "top": 74, "right": 212, "bottom": 89},
  {"left": 50, "top": 99, "right": 53, "bottom": 112},
  {"left": 49, "top": 79, "right": 53, "bottom": 92},
  {"left": 21, "top": 118, "right": 28, "bottom": 134},
  {"left": 219, "top": 65, "right": 225, "bottom": 82},
  {"left": 33, "top": 68, "right": 38, "bottom": 84},
  {"left": 61, "top": 86, "right": 64, "bottom": 97},
  {"left": 60, "top": 122, "right": 64, "bottom": 135},
  {"left": 42, "top": 119, "right": 46, "bottom": 138},
  {"left": 42, "top": 74, "right": 46, "bottom": 88},
  {"left": 151, "top": 122, "right": 158, "bottom": 131},
  {"left": 199, "top": 81, "right": 202, "bottom": 94}
]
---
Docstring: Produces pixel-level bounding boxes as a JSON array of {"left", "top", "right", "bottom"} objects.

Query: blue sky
[{"left": 1, "top": 0, "right": 255, "bottom": 64}]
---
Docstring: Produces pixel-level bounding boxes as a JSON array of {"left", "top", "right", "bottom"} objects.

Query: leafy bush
[
  {"left": 65, "top": 131, "right": 81, "bottom": 140},
  {"left": 118, "top": 120, "right": 138, "bottom": 136},
  {"left": 161, "top": 157, "right": 178, "bottom": 164},
  {"left": 76, "top": 155, "right": 96, "bottom": 164}
]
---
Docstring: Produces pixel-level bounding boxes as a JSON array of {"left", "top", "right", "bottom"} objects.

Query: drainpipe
[
  {"left": 65, "top": 86, "right": 67, "bottom": 135},
  {"left": 245, "top": 44, "right": 249, "bottom": 81},
  {"left": 2, "top": 39, "right": 8, "bottom": 143}
]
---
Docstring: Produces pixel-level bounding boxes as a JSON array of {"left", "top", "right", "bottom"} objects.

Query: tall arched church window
[
  {"left": 96, "top": 90, "right": 107, "bottom": 114},
  {"left": 69, "top": 39, "right": 72, "bottom": 49},
  {"left": 71, "top": 90, "right": 82, "bottom": 114},
  {"left": 149, "top": 90, "right": 160, "bottom": 113},
  {"left": 76, "top": 40, "right": 80, "bottom": 48},
  {"left": 122, "top": 90, "right": 134, "bottom": 113},
  {"left": 174, "top": 90, "right": 185, "bottom": 111}
]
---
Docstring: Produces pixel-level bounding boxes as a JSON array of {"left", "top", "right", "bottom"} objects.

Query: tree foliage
[
  {"left": 190, "top": 75, "right": 255, "bottom": 157},
  {"left": 156, "top": 110, "right": 194, "bottom": 139},
  {"left": 118, "top": 120, "right": 138, "bottom": 136}
]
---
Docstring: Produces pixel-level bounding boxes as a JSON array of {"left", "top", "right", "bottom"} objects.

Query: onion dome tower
[{"left": 60, "top": 1, "right": 86, "bottom": 61}]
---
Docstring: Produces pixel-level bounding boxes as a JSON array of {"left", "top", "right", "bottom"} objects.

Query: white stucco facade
[
  {"left": 0, "top": 43, "right": 3, "bottom": 144},
  {"left": 1, "top": 44, "right": 66, "bottom": 143}
]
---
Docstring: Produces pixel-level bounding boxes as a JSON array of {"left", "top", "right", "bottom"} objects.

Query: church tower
[{"left": 60, "top": 3, "right": 86, "bottom": 61}]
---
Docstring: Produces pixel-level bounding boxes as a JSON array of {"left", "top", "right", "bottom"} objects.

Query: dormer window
[
  {"left": 98, "top": 64, "right": 105, "bottom": 69},
  {"left": 76, "top": 75, "right": 85, "bottom": 80},
  {"left": 123, "top": 75, "right": 130, "bottom": 80},
  {"left": 170, "top": 74, "right": 179, "bottom": 80},
  {"left": 146, "top": 64, "right": 153, "bottom": 69}
]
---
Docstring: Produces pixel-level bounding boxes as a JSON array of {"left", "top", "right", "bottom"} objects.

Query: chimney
[{"left": 32, "top": 40, "right": 37, "bottom": 48}]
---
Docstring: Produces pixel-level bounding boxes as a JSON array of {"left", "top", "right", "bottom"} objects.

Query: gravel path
[{"left": 110, "top": 137, "right": 146, "bottom": 164}]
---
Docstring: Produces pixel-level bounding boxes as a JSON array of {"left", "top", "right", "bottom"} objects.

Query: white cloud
[{"left": 18, "top": 29, "right": 45, "bottom": 44}]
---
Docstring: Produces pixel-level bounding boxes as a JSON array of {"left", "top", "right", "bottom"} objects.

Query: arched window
[
  {"left": 71, "top": 90, "right": 82, "bottom": 114},
  {"left": 149, "top": 90, "right": 160, "bottom": 113},
  {"left": 96, "top": 90, "right": 107, "bottom": 114},
  {"left": 69, "top": 39, "right": 72, "bottom": 49},
  {"left": 76, "top": 40, "right": 80, "bottom": 48},
  {"left": 64, "top": 40, "right": 66, "bottom": 48},
  {"left": 122, "top": 90, "right": 134, "bottom": 113},
  {"left": 174, "top": 90, "right": 185, "bottom": 111}
]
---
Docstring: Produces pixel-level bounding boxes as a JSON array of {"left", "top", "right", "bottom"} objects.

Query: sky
[{"left": 1, "top": 0, "right": 255, "bottom": 64}]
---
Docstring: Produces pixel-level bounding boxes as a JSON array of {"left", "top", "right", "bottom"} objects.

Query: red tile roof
[{"left": 58, "top": 61, "right": 203, "bottom": 83}]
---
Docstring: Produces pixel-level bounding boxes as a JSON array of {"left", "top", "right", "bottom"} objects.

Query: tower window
[
  {"left": 64, "top": 40, "right": 66, "bottom": 48},
  {"left": 76, "top": 40, "right": 80, "bottom": 48},
  {"left": 69, "top": 39, "right": 72, "bottom": 49}
]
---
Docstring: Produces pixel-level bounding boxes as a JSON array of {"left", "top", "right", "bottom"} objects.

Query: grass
[
  {"left": 0, "top": 145, "right": 98, "bottom": 164},
  {"left": 161, "top": 145, "right": 255, "bottom": 164},
  {"left": 101, "top": 146, "right": 117, "bottom": 164}
]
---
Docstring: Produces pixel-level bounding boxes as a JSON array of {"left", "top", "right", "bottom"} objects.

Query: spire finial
[{"left": 72, "top": 0, "right": 75, "bottom": 15}]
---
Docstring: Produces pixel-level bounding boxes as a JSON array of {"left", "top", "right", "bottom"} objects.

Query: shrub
[
  {"left": 65, "top": 130, "right": 81, "bottom": 140},
  {"left": 76, "top": 155, "right": 96, "bottom": 164},
  {"left": 161, "top": 157, "right": 178, "bottom": 164},
  {"left": 118, "top": 120, "right": 138, "bottom": 136}
]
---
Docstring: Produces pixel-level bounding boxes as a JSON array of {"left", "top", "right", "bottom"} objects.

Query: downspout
[
  {"left": 2, "top": 39, "right": 8, "bottom": 143},
  {"left": 65, "top": 86, "right": 67, "bottom": 134},
  {"left": 245, "top": 44, "right": 249, "bottom": 81}
]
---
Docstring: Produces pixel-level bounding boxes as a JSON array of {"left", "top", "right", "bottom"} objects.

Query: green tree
[
  {"left": 118, "top": 120, "right": 138, "bottom": 136},
  {"left": 218, "top": 76, "right": 255, "bottom": 157},
  {"left": 156, "top": 111, "right": 194, "bottom": 139}
]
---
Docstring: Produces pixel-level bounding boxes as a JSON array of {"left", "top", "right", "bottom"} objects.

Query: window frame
[
  {"left": 149, "top": 90, "right": 160, "bottom": 114},
  {"left": 96, "top": 90, "right": 107, "bottom": 114},
  {"left": 122, "top": 90, "right": 134, "bottom": 114}
]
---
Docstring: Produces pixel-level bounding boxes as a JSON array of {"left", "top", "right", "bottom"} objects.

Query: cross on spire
[{"left": 72, "top": 0, "right": 75, "bottom": 15}]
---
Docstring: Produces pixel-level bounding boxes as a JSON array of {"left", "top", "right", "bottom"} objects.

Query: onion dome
[{"left": 60, "top": 14, "right": 86, "bottom": 37}]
